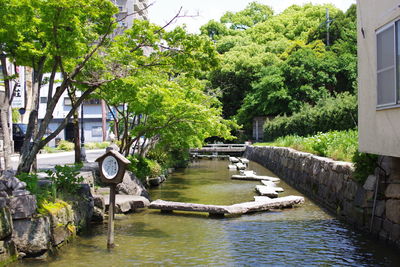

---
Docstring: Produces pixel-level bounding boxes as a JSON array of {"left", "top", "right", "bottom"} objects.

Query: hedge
[{"left": 263, "top": 93, "right": 357, "bottom": 141}]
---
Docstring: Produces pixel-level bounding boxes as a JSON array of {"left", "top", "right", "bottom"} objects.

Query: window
[
  {"left": 83, "top": 99, "right": 101, "bottom": 105},
  {"left": 64, "top": 97, "right": 72, "bottom": 106},
  {"left": 91, "top": 126, "right": 102, "bottom": 137},
  {"left": 40, "top": 97, "right": 48, "bottom": 103},
  {"left": 376, "top": 21, "right": 400, "bottom": 107}
]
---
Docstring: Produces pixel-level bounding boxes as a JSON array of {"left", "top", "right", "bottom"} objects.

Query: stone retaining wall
[{"left": 244, "top": 146, "right": 400, "bottom": 249}]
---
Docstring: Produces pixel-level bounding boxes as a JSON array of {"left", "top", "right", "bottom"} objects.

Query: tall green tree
[{"left": 0, "top": 0, "right": 118, "bottom": 173}]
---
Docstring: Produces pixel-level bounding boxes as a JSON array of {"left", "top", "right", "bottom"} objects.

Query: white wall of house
[{"left": 358, "top": 0, "right": 400, "bottom": 157}]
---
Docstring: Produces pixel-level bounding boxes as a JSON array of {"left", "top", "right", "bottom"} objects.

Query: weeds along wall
[{"left": 244, "top": 146, "right": 400, "bottom": 249}]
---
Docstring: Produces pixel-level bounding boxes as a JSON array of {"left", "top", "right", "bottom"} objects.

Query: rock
[
  {"left": 386, "top": 199, "right": 400, "bottom": 224},
  {"left": 92, "top": 207, "right": 104, "bottom": 223},
  {"left": 385, "top": 184, "right": 400, "bottom": 199},
  {"left": 65, "top": 184, "right": 93, "bottom": 231},
  {"left": 255, "top": 185, "right": 279, "bottom": 198},
  {"left": 116, "top": 171, "right": 150, "bottom": 200},
  {"left": 0, "top": 207, "right": 12, "bottom": 240},
  {"left": 363, "top": 175, "right": 377, "bottom": 191},
  {"left": 148, "top": 177, "right": 163, "bottom": 187},
  {"left": 1, "top": 170, "right": 16, "bottom": 179},
  {"left": 9, "top": 195, "right": 37, "bottom": 219},
  {"left": 6, "top": 177, "right": 20, "bottom": 191},
  {"left": 374, "top": 200, "right": 386, "bottom": 217},
  {"left": 0, "top": 197, "right": 8, "bottom": 208},
  {"left": 235, "top": 163, "right": 246, "bottom": 170},
  {"left": 12, "top": 217, "right": 51, "bottom": 256},
  {"left": 229, "top": 157, "right": 239, "bottom": 163},
  {"left": 14, "top": 182, "right": 26, "bottom": 191},
  {"left": 79, "top": 171, "right": 95, "bottom": 191},
  {"left": 105, "top": 195, "right": 150, "bottom": 213},
  {"left": 0, "top": 182, "right": 7, "bottom": 191},
  {"left": 228, "top": 165, "right": 237, "bottom": 170},
  {"left": 12, "top": 190, "right": 30, "bottom": 197},
  {"left": 46, "top": 203, "right": 75, "bottom": 246},
  {"left": 93, "top": 195, "right": 105, "bottom": 210}
]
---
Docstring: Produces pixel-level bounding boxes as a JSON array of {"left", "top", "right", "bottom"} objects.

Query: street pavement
[{"left": 10, "top": 149, "right": 106, "bottom": 170}]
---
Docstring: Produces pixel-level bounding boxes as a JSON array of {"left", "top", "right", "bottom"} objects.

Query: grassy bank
[{"left": 255, "top": 129, "right": 358, "bottom": 162}]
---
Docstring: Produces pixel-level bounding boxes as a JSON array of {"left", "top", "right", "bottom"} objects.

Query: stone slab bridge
[{"left": 190, "top": 144, "right": 248, "bottom": 157}]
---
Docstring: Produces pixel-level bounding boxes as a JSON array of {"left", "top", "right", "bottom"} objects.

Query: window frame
[{"left": 376, "top": 21, "right": 400, "bottom": 109}]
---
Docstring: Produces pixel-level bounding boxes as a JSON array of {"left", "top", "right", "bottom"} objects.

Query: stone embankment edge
[{"left": 244, "top": 145, "right": 400, "bottom": 249}]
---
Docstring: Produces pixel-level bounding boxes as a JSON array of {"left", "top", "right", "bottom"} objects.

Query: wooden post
[{"left": 107, "top": 184, "right": 116, "bottom": 249}]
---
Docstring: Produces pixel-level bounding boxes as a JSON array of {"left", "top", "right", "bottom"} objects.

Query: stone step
[
  {"left": 104, "top": 194, "right": 150, "bottom": 214},
  {"left": 255, "top": 185, "right": 279, "bottom": 198},
  {"left": 232, "top": 175, "right": 280, "bottom": 182}
]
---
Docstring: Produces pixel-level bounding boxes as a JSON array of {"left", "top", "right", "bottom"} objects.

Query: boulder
[
  {"left": 65, "top": 184, "right": 93, "bottom": 231},
  {"left": 385, "top": 184, "right": 400, "bottom": 199},
  {"left": 9, "top": 195, "right": 37, "bottom": 220},
  {"left": 386, "top": 199, "right": 400, "bottom": 224},
  {"left": 105, "top": 195, "right": 150, "bottom": 213},
  {"left": 0, "top": 207, "right": 12, "bottom": 240},
  {"left": 363, "top": 175, "right": 377, "bottom": 191},
  {"left": 12, "top": 217, "right": 51, "bottom": 256},
  {"left": 45, "top": 203, "right": 75, "bottom": 246},
  {"left": 91, "top": 195, "right": 105, "bottom": 223},
  {"left": 116, "top": 171, "right": 150, "bottom": 200}
]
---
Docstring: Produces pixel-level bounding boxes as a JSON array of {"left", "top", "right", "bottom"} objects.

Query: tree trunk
[
  {"left": 0, "top": 107, "right": 12, "bottom": 170},
  {"left": 0, "top": 56, "right": 13, "bottom": 171},
  {"left": 73, "top": 110, "right": 81, "bottom": 163}
]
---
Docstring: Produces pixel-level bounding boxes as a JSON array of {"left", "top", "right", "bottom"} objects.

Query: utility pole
[{"left": 326, "top": 8, "right": 332, "bottom": 47}]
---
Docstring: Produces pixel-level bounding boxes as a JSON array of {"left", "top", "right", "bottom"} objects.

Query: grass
[{"left": 255, "top": 129, "right": 358, "bottom": 162}]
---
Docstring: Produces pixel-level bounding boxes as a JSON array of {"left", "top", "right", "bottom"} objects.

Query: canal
[{"left": 12, "top": 159, "right": 400, "bottom": 266}]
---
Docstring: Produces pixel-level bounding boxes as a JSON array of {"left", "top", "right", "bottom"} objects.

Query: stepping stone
[
  {"left": 228, "top": 164, "right": 237, "bottom": 170},
  {"left": 232, "top": 175, "right": 280, "bottom": 182},
  {"left": 261, "top": 180, "right": 277, "bottom": 187},
  {"left": 240, "top": 170, "right": 256, "bottom": 176},
  {"left": 255, "top": 185, "right": 279, "bottom": 198},
  {"left": 229, "top": 157, "right": 240, "bottom": 163},
  {"left": 236, "top": 163, "right": 247, "bottom": 170},
  {"left": 104, "top": 195, "right": 150, "bottom": 213},
  {"left": 239, "top": 158, "right": 249, "bottom": 164},
  {"left": 254, "top": 196, "right": 271, "bottom": 202}
]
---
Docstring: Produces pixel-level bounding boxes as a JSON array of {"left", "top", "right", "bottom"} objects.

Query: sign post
[{"left": 95, "top": 149, "right": 130, "bottom": 249}]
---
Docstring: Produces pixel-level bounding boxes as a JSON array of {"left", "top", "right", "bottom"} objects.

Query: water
[{"left": 11, "top": 159, "right": 400, "bottom": 266}]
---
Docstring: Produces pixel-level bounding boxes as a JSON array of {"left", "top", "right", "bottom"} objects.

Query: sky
[{"left": 148, "top": 0, "right": 356, "bottom": 33}]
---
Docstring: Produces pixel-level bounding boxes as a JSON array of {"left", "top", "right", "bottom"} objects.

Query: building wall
[{"left": 358, "top": 0, "right": 400, "bottom": 157}]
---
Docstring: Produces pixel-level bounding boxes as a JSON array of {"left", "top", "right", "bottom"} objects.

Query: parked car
[{"left": 13, "top": 123, "right": 27, "bottom": 152}]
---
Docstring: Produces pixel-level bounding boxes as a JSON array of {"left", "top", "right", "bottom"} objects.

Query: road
[{"left": 10, "top": 149, "right": 106, "bottom": 170}]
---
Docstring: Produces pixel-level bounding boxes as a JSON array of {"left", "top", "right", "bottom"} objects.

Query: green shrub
[
  {"left": 16, "top": 172, "right": 52, "bottom": 207},
  {"left": 127, "top": 155, "right": 162, "bottom": 181},
  {"left": 57, "top": 140, "right": 74, "bottom": 151},
  {"left": 45, "top": 164, "right": 84, "bottom": 200},
  {"left": 43, "top": 146, "right": 59, "bottom": 153},
  {"left": 85, "top": 141, "right": 110, "bottom": 150},
  {"left": 263, "top": 93, "right": 357, "bottom": 141},
  {"left": 256, "top": 129, "right": 358, "bottom": 162},
  {"left": 352, "top": 152, "right": 378, "bottom": 184}
]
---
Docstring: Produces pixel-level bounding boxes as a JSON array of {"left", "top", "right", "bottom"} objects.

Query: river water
[{"left": 12, "top": 159, "right": 400, "bottom": 266}]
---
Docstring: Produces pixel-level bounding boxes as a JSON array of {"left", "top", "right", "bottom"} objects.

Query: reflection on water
[{"left": 11, "top": 159, "right": 400, "bottom": 266}]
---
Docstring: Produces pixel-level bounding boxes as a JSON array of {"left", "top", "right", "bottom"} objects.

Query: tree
[
  {"left": 0, "top": 56, "right": 18, "bottom": 170},
  {"left": 220, "top": 2, "right": 273, "bottom": 30},
  {"left": 201, "top": 3, "right": 357, "bottom": 136},
  {"left": 0, "top": 0, "right": 118, "bottom": 173},
  {"left": 87, "top": 24, "right": 236, "bottom": 157}
]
